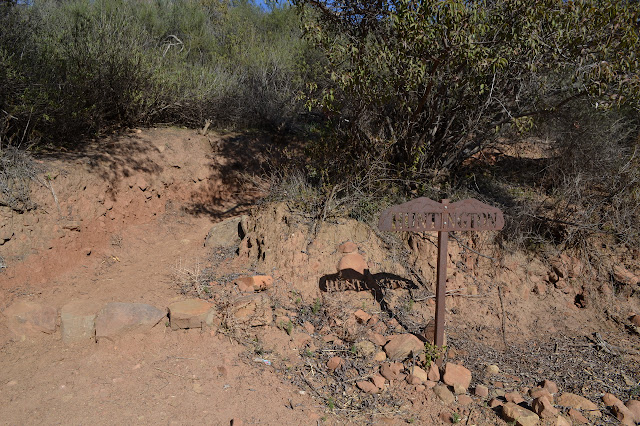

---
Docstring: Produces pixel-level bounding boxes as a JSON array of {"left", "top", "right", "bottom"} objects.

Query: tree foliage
[{"left": 296, "top": 0, "right": 640, "bottom": 182}]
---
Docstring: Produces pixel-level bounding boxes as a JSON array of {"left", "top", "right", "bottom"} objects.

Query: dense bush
[
  {"left": 0, "top": 0, "right": 311, "bottom": 148},
  {"left": 295, "top": 0, "right": 640, "bottom": 183}
]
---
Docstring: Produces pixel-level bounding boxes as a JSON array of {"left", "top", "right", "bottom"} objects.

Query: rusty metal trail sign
[{"left": 379, "top": 198, "right": 504, "bottom": 363}]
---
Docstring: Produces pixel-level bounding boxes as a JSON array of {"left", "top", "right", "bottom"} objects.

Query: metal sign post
[{"left": 379, "top": 197, "right": 504, "bottom": 365}]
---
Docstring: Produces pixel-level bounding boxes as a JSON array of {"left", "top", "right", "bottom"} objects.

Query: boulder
[
  {"left": 443, "top": 363, "right": 472, "bottom": 392},
  {"left": 61, "top": 300, "right": 102, "bottom": 343},
  {"left": 95, "top": 302, "right": 166, "bottom": 340},
  {"left": 502, "top": 402, "right": 540, "bottom": 426},
  {"left": 540, "top": 379, "right": 558, "bottom": 394},
  {"left": 204, "top": 216, "right": 242, "bottom": 247},
  {"left": 3, "top": 301, "right": 57, "bottom": 337},
  {"left": 567, "top": 408, "right": 588, "bottom": 424},
  {"left": 383, "top": 334, "right": 424, "bottom": 360},
  {"left": 529, "top": 387, "right": 554, "bottom": 403},
  {"left": 168, "top": 299, "right": 215, "bottom": 330},
  {"left": 231, "top": 294, "right": 272, "bottom": 326}
]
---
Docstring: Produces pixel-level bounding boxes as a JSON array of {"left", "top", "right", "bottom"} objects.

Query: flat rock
[
  {"left": 383, "top": 334, "right": 424, "bottom": 360},
  {"left": 204, "top": 216, "right": 242, "bottom": 247},
  {"left": 372, "top": 374, "right": 385, "bottom": 390},
  {"left": 95, "top": 302, "right": 166, "bottom": 340},
  {"left": 506, "top": 391, "right": 524, "bottom": 404},
  {"left": 556, "top": 393, "right": 598, "bottom": 411},
  {"left": 555, "top": 415, "right": 571, "bottom": 426},
  {"left": 502, "top": 402, "right": 540, "bottom": 426},
  {"left": 529, "top": 387, "right": 554, "bottom": 403},
  {"left": 458, "top": 395, "right": 473, "bottom": 405},
  {"left": 61, "top": 300, "right": 102, "bottom": 343},
  {"left": 3, "top": 301, "right": 57, "bottom": 337},
  {"left": 568, "top": 408, "right": 588, "bottom": 424},
  {"left": 168, "top": 299, "right": 215, "bottom": 330},
  {"left": 443, "top": 363, "right": 472, "bottom": 391},
  {"left": 231, "top": 294, "right": 272, "bottom": 326},
  {"left": 433, "top": 384, "right": 455, "bottom": 405}
]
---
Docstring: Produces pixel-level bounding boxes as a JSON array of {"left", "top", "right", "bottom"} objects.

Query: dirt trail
[{"left": 0, "top": 128, "right": 326, "bottom": 425}]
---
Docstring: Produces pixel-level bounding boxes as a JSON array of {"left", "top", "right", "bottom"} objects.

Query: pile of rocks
[{"left": 1, "top": 273, "right": 277, "bottom": 343}]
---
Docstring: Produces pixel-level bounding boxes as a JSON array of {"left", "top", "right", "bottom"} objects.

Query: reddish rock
[
  {"left": 373, "top": 351, "right": 386, "bottom": 362},
  {"left": 612, "top": 402, "right": 635, "bottom": 425},
  {"left": 95, "top": 302, "right": 166, "bottom": 340},
  {"left": 474, "top": 385, "right": 489, "bottom": 398},
  {"left": 234, "top": 275, "right": 273, "bottom": 292},
  {"left": 568, "top": 409, "right": 588, "bottom": 424},
  {"left": 556, "top": 393, "right": 597, "bottom": 411},
  {"left": 406, "top": 374, "right": 422, "bottom": 385},
  {"left": 3, "top": 301, "right": 57, "bottom": 336},
  {"left": 505, "top": 391, "right": 524, "bottom": 404},
  {"left": 631, "top": 315, "right": 640, "bottom": 327},
  {"left": 428, "top": 363, "right": 440, "bottom": 382},
  {"left": 337, "top": 253, "right": 367, "bottom": 275},
  {"left": 368, "top": 331, "right": 388, "bottom": 346},
  {"left": 540, "top": 379, "right": 558, "bottom": 394},
  {"left": 327, "top": 356, "right": 344, "bottom": 372},
  {"left": 625, "top": 400, "right": 640, "bottom": 423},
  {"left": 488, "top": 398, "right": 503, "bottom": 408},
  {"left": 168, "top": 299, "right": 215, "bottom": 330},
  {"left": 603, "top": 393, "right": 622, "bottom": 407},
  {"left": 529, "top": 387, "right": 554, "bottom": 403},
  {"left": 502, "top": 402, "right": 539, "bottom": 426},
  {"left": 338, "top": 241, "right": 358, "bottom": 253},
  {"left": 443, "top": 363, "right": 472, "bottom": 392},
  {"left": 532, "top": 396, "right": 558, "bottom": 418},
  {"left": 555, "top": 415, "right": 571, "bottom": 426},
  {"left": 425, "top": 380, "right": 437, "bottom": 389},
  {"left": 379, "top": 362, "right": 403, "bottom": 381},
  {"left": 356, "top": 380, "right": 378, "bottom": 394},
  {"left": 353, "top": 309, "right": 371, "bottom": 324},
  {"left": 372, "top": 374, "right": 385, "bottom": 390},
  {"left": 302, "top": 321, "right": 315, "bottom": 334},
  {"left": 408, "top": 366, "right": 428, "bottom": 383},
  {"left": 415, "top": 384, "right": 426, "bottom": 392},
  {"left": 383, "top": 334, "right": 424, "bottom": 360},
  {"left": 458, "top": 395, "right": 473, "bottom": 405}
]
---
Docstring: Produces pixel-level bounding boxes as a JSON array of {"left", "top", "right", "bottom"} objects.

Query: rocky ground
[{"left": 1, "top": 127, "right": 639, "bottom": 425}]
